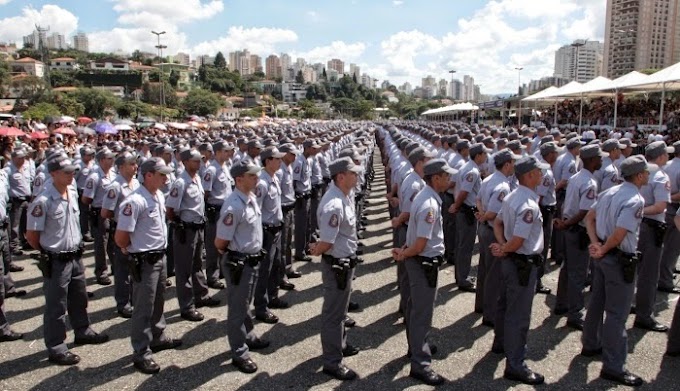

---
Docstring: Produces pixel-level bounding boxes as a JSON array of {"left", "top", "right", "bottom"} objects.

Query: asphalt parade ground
[{"left": 2, "top": 151, "right": 680, "bottom": 390}]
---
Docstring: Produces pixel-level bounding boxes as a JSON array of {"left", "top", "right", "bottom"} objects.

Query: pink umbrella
[
  {"left": 54, "top": 127, "right": 77, "bottom": 136},
  {"left": 30, "top": 132, "right": 49, "bottom": 140},
  {"left": 0, "top": 127, "right": 26, "bottom": 137}
]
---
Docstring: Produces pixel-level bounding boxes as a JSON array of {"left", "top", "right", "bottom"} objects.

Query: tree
[
  {"left": 54, "top": 93, "right": 84, "bottom": 117},
  {"left": 214, "top": 52, "right": 227, "bottom": 69},
  {"left": 168, "top": 69, "right": 180, "bottom": 88},
  {"left": 322, "top": 68, "right": 327, "bottom": 81},
  {"left": 0, "top": 60, "right": 10, "bottom": 96},
  {"left": 22, "top": 102, "right": 60, "bottom": 120},
  {"left": 130, "top": 50, "right": 144, "bottom": 63},
  {"left": 49, "top": 70, "right": 79, "bottom": 88},
  {"left": 71, "top": 88, "right": 118, "bottom": 118},
  {"left": 353, "top": 73, "right": 358, "bottom": 83},
  {"left": 295, "top": 70, "right": 305, "bottom": 84},
  {"left": 181, "top": 88, "right": 224, "bottom": 116}
]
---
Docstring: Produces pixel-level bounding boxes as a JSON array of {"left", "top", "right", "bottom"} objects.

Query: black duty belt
[
  {"left": 282, "top": 203, "right": 295, "bottom": 213},
  {"left": 509, "top": 252, "right": 543, "bottom": 265},
  {"left": 227, "top": 249, "right": 265, "bottom": 267},
  {"left": 321, "top": 253, "right": 358, "bottom": 268},
  {"left": 540, "top": 205, "right": 556, "bottom": 215},
  {"left": 10, "top": 196, "right": 29, "bottom": 203},
  {"left": 130, "top": 249, "right": 166, "bottom": 264},
  {"left": 642, "top": 217, "right": 667, "bottom": 230},
  {"left": 295, "top": 192, "right": 311, "bottom": 200},
  {"left": 263, "top": 223, "right": 283, "bottom": 234},
  {"left": 183, "top": 221, "right": 205, "bottom": 230},
  {"left": 0, "top": 219, "right": 8, "bottom": 229},
  {"left": 44, "top": 245, "right": 84, "bottom": 262}
]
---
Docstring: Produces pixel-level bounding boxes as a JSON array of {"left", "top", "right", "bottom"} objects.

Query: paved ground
[{"left": 2, "top": 152, "right": 680, "bottom": 390}]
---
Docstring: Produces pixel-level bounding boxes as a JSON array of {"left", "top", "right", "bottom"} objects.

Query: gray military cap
[
  {"left": 213, "top": 140, "right": 234, "bottom": 151},
  {"left": 96, "top": 148, "right": 115, "bottom": 160},
  {"left": 515, "top": 156, "right": 549, "bottom": 175},
  {"left": 198, "top": 142, "right": 214, "bottom": 153},
  {"left": 456, "top": 139, "right": 471, "bottom": 151},
  {"left": 423, "top": 158, "right": 455, "bottom": 176},
  {"left": 619, "top": 138, "right": 637, "bottom": 148},
  {"left": 338, "top": 149, "right": 364, "bottom": 162},
  {"left": 153, "top": 144, "right": 174, "bottom": 155},
  {"left": 80, "top": 146, "right": 95, "bottom": 156},
  {"left": 11, "top": 149, "right": 26, "bottom": 158},
  {"left": 230, "top": 160, "right": 262, "bottom": 178},
  {"left": 247, "top": 139, "right": 264, "bottom": 149},
  {"left": 115, "top": 152, "right": 137, "bottom": 166},
  {"left": 408, "top": 147, "right": 436, "bottom": 166},
  {"left": 507, "top": 140, "right": 524, "bottom": 151},
  {"left": 540, "top": 142, "right": 561, "bottom": 156},
  {"left": 329, "top": 157, "right": 363, "bottom": 176},
  {"left": 580, "top": 144, "right": 607, "bottom": 159},
  {"left": 47, "top": 157, "right": 78, "bottom": 173},
  {"left": 494, "top": 149, "right": 521, "bottom": 165},
  {"left": 302, "top": 139, "right": 321, "bottom": 149},
  {"left": 470, "top": 143, "right": 492, "bottom": 157},
  {"left": 279, "top": 143, "right": 300, "bottom": 155},
  {"left": 140, "top": 157, "right": 173, "bottom": 176},
  {"left": 261, "top": 147, "right": 286, "bottom": 160},
  {"left": 602, "top": 139, "right": 626, "bottom": 152},
  {"left": 620, "top": 155, "right": 649, "bottom": 177},
  {"left": 565, "top": 137, "right": 585, "bottom": 150},
  {"left": 179, "top": 149, "right": 202, "bottom": 162},
  {"left": 645, "top": 141, "right": 674, "bottom": 159}
]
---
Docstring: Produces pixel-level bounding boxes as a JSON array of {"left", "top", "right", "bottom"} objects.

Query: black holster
[
  {"left": 323, "top": 254, "right": 357, "bottom": 290},
  {"left": 205, "top": 204, "right": 220, "bottom": 224},
  {"left": 418, "top": 255, "right": 443, "bottom": 288},
  {"left": 173, "top": 218, "right": 186, "bottom": 244},
  {"left": 108, "top": 220, "right": 117, "bottom": 235},
  {"left": 128, "top": 256, "right": 142, "bottom": 283},
  {"left": 643, "top": 218, "right": 667, "bottom": 247},
  {"left": 614, "top": 249, "right": 640, "bottom": 284},
  {"left": 539, "top": 205, "right": 555, "bottom": 219},
  {"left": 509, "top": 253, "right": 541, "bottom": 287},
  {"left": 89, "top": 207, "right": 100, "bottom": 228},
  {"left": 37, "top": 253, "right": 51, "bottom": 278},
  {"left": 569, "top": 224, "right": 589, "bottom": 250},
  {"left": 461, "top": 204, "right": 478, "bottom": 225},
  {"left": 225, "top": 253, "right": 245, "bottom": 285}
]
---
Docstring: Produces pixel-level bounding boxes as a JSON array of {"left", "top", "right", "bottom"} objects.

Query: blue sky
[{"left": 0, "top": 0, "right": 606, "bottom": 94}]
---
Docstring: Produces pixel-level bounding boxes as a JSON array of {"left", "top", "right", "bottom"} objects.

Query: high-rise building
[
  {"left": 250, "top": 54, "right": 262, "bottom": 73},
  {"left": 45, "top": 33, "right": 67, "bottom": 50},
  {"left": 603, "top": 0, "right": 680, "bottom": 78},
  {"left": 72, "top": 31, "right": 89, "bottom": 52},
  {"left": 197, "top": 55, "right": 214, "bottom": 67},
  {"left": 399, "top": 81, "right": 413, "bottom": 95},
  {"left": 450, "top": 79, "right": 463, "bottom": 100},
  {"left": 327, "top": 58, "right": 344, "bottom": 74},
  {"left": 438, "top": 79, "right": 449, "bottom": 97},
  {"left": 554, "top": 40, "right": 604, "bottom": 82},
  {"left": 228, "top": 49, "right": 251, "bottom": 74},
  {"left": 175, "top": 52, "right": 190, "bottom": 66},
  {"left": 463, "top": 75, "right": 475, "bottom": 101},
  {"left": 23, "top": 29, "right": 46, "bottom": 49},
  {"left": 421, "top": 75, "right": 436, "bottom": 89},
  {"left": 265, "top": 54, "right": 281, "bottom": 79},
  {"left": 280, "top": 53, "right": 292, "bottom": 76},
  {"left": 349, "top": 63, "right": 360, "bottom": 80}
]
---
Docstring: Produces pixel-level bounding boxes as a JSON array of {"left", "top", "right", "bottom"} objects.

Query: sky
[{"left": 0, "top": 0, "right": 606, "bottom": 95}]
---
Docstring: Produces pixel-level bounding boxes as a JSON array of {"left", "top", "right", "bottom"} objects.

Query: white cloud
[
  {"left": 88, "top": 27, "right": 189, "bottom": 55},
  {"left": 110, "top": 0, "right": 224, "bottom": 27},
  {"left": 393, "top": 1, "right": 404, "bottom": 6},
  {"left": 191, "top": 27, "right": 298, "bottom": 57},
  {"left": 292, "top": 41, "right": 367, "bottom": 65},
  {"left": 0, "top": 0, "right": 13, "bottom": 5},
  {"left": 0, "top": 5, "right": 79, "bottom": 44}
]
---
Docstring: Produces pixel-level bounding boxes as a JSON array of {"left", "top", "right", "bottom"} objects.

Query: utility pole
[{"left": 151, "top": 31, "right": 166, "bottom": 122}]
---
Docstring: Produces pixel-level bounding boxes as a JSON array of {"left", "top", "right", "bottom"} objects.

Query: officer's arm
[
  {"left": 492, "top": 216, "right": 505, "bottom": 244},
  {"left": 600, "top": 227, "right": 627, "bottom": 254},
  {"left": 500, "top": 236, "right": 525, "bottom": 254},
  {"left": 309, "top": 241, "right": 332, "bottom": 256},
  {"left": 671, "top": 191, "right": 680, "bottom": 202},
  {"left": 166, "top": 207, "right": 176, "bottom": 221},
  {"left": 398, "top": 237, "right": 428, "bottom": 260},
  {"left": 563, "top": 210, "right": 587, "bottom": 227},
  {"left": 452, "top": 191, "right": 468, "bottom": 211},
  {"left": 101, "top": 208, "right": 114, "bottom": 219},
  {"left": 644, "top": 201, "right": 667, "bottom": 216},
  {"left": 555, "top": 179, "right": 568, "bottom": 190},
  {"left": 114, "top": 230, "right": 131, "bottom": 250},
  {"left": 25, "top": 230, "right": 42, "bottom": 252},
  {"left": 675, "top": 214, "right": 680, "bottom": 231},
  {"left": 81, "top": 195, "right": 93, "bottom": 205},
  {"left": 584, "top": 209, "right": 599, "bottom": 244},
  {"left": 214, "top": 238, "right": 229, "bottom": 254}
]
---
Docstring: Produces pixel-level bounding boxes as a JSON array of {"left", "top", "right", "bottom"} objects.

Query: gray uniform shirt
[
  {"left": 478, "top": 171, "right": 511, "bottom": 215},
  {"left": 256, "top": 170, "right": 283, "bottom": 226},
  {"left": 457, "top": 160, "right": 482, "bottom": 207},
  {"left": 399, "top": 171, "right": 424, "bottom": 217},
  {"left": 536, "top": 166, "right": 557, "bottom": 206},
  {"left": 292, "top": 154, "right": 312, "bottom": 194},
  {"left": 317, "top": 183, "right": 357, "bottom": 259},
  {"left": 27, "top": 184, "right": 82, "bottom": 252},
  {"left": 594, "top": 157, "right": 621, "bottom": 193},
  {"left": 76, "top": 160, "right": 94, "bottom": 190},
  {"left": 594, "top": 182, "right": 644, "bottom": 254},
  {"left": 311, "top": 154, "right": 323, "bottom": 185},
  {"left": 117, "top": 186, "right": 167, "bottom": 253},
  {"left": 83, "top": 166, "right": 116, "bottom": 208},
  {"left": 277, "top": 162, "right": 295, "bottom": 207},
  {"left": 640, "top": 165, "right": 670, "bottom": 222},
  {"left": 406, "top": 185, "right": 444, "bottom": 258},
  {"left": 554, "top": 152, "right": 578, "bottom": 184},
  {"left": 102, "top": 175, "right": 141, "bottom": 222},
  {"left": 4, "top": 163, "right": 31, "bottom": 198},
  {"left": 664, "top": 157, "right": 680, "bottom": 215},
  {"left": 166, "top": 170, "right": 205, "bottom": 224},
  {"left": 217, "top": 189, "right": 263, "bottom": 254},
  {"left": 562, "top": 169, "right": 598, "bottom": 227},
  {"left": 203, "top": 159, "right": 232, "bottom": 206},
  {"left": 498, "top": 185, "right": 544, "bottom": 255}
]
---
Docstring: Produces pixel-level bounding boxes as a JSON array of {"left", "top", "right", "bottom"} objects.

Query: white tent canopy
[
  {"left": 522, "top": 86, "right": 560, "bottom": 102},
  {"left": 421, "top": 102, "right": 479, "bottom": 116},
  {"left": 610, "top": 71, "right": 650, "bottom": 90},
  {"left": 539, "top": 81, "right": 583, "bottom": 99},
  {"left": 568, "top": 76, "right": 613, "bottom": 97}
]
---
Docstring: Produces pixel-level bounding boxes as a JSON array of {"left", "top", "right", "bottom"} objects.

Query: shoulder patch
[
  {"left": 223, "top": 212, "right": 234, "bottom": 226},
  {"left": 665, "top": 181, "right": 671, "bottom": 191},
  {"left": 170, "top": 187, "right": 179, "bottom": 197},
  {"left": 586, "top": 188, "right": 596, "bottom": 200},
  {"left": 35, "top": 177, "right": 42, "bottom": 187},
  {"left": 107, "top": 188, "right": 116, "bottom": 199},
  {"left": 294, "top": 166, "right": 301, "bottom": 174},
  {"left": 497, "top": 191, "right": 506, "bottom": 202},
  {"left": 122, "top": 203, "right": 133, "bottom": 216},
  {"left": 543, "top": 177, "right": 550, "bottom": 187},
  {"left": 522, "top": 209, "right": 534, "bottom": 224},
  {"left": 329, "top": 213, "right": 339, "bottom": 227},
  {"left": 635, "top": 207, "right": 643, "bottom": 219},
  {"left": 425, "top": 208, "right": 435, "bottom": 224},
  {"left": 86, "top": 180, "right": 93, "bottom": 189},
  {"left": 569, "top": 166, "right": 576, "bottom": 174},
  {"left": 31, "top": 205, "right": 43, "bottom": 217},
  {"left": 255, "top": 186, "right": 262, "bottom": 198},
  {"left": 204, "top": 172, "right": 211, "bottom": 182},
  {"left": 465, "top": 173, "right": 474, "bottom": 182}
]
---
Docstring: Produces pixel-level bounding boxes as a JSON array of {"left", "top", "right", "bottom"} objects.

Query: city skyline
[{"left": 0, "top": 0, "right": 607, "bottom": 95}]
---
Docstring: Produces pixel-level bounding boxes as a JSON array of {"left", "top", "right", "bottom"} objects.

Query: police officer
[
  {"left": 309, "top": 157, "right": 363, "bottom": 381},
  {"left": 5, "top": 148, "right": 32, "bottom": 256},
  {"left": 668, "top": 207, "right": 680, "bottom": 357},
  {"left": 293, "top": 140, "right": 316, "bottom": 262},
  {"left": 101, "top": 152, "right": 140, "bottom": 318},
  {"left": 115, "top": 158, "right": 182, "bottom": 374},
  {"left": 489, "top": 156, "right": 547, "bottom": 385},
  {"left": 554, "top": 144, "right": 603, "bottom": 330},
  {"left": 658, "top": 141, "right": 680, "bottom": 294},
  {"left": 82, "top": 148, "right": 116, "bottom": 285},
  {"left": 75, "top": 146, "right": 95, "bottom": 242},
  {"left": 595, "top": 139, "right": 625, "bottom": 193},
  {"left": 535, "top": 142, "right": 559, "bottom": 294},
  {"left": 26, "top": 156, "right": 109, "bottom": 366},
  {"left": 202, "top": 140, "right": 234, "bottom": 290},
  {"left": 634, "top": 141, "right": 673, "bottom": 332},
  {"left": 582, "top": 155, "right": 647, "bottom": 387},
  {"left": 166, "top": 148, "right": 219, "bottom": 322},
  {"left": 0, "top": 173, "right": 22, "bottom": 342},
  {"left": 215, "top": 160, "right": 270, "bottom": 374},
  {"left": 551, "top": 137, "right": 583, "bottom": 264},
  {"left": 392, "top": 158, "right": 453, "bottom": 386},
  {"left": 277, "top": 143, "right": 301, "bottom": 285}
]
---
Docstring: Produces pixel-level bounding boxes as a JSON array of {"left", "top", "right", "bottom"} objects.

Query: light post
[
  {"left": 151, "top": 30, "right": 166, "bottom": 122},
  {"left": 515, "top": 67, "right": 523, "bottom": 127}
]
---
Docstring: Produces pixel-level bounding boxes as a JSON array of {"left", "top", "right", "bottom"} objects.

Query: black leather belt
[
  {"left": 45, "top": 245, "right": 84, "bottom": 261},
  {"left": 130, "top": 249, "right": 166, "bottom": 264},
  {"left": 282, "top": 203, "right": 295, "bottom": 213},
  {"left": 263, "top": 223, "right": 283, "bottom": 234},
  {"left": 227, "top": 249, "right": 265, "bottom": 267},
  {"left": 509, "top": 252, "right": 543, "bottom": 265},
  {"left": 540, "top": 205, "right": 556, "bottom": 214},
  {"left": 183, "top": 221, "right": 205, "bottom": 230},
  {"left": 10, "top": 196, "right": 29, "bottom": 203},
  {"left": 321, "top": 253, "right": 358, "bottom": 268},
  {"left": 642, "top": 217, "right": 667, "bottom": 230}
]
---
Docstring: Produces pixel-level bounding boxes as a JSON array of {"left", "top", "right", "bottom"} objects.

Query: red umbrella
[
  {"left": 77, "top": 117, "right": 93, "bottom": 125},
  {"left": 54, "top": 127, "right": 77, "bottom": 136},
  {"left": 0, "top": 127, "right": 26, "bottom": 137},
  {"left": 30, "top": 132, "right": 49, "bottom": 140}
]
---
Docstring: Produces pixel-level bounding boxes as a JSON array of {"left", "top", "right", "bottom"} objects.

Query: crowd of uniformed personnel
[{"left": 0, "top": 120, "right": 680, "bottom": 387}]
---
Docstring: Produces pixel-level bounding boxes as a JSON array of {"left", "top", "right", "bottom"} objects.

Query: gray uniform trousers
[
  {"left": 310, "top": 185, "right": 322, "bottom": 235},
  {"left": 582, "top": 253, "right": 635, "bottom": 375},
  {"left": 280, "top": 206, "right": 294, "bottom": 274},
  {"left": 254, "top": 227, "right": 282, "bottom": 315},
  {"left": 92, "top": 214, "right": 113, "bottom": 278},
  {"left": 395, "top": 225, "right": 410, "bottom": 315},
  {"left": 0, "top": 238, "right": 10, "bottom": 336},
  {"left": 539, "top": 207, "right": 555, "bottom": 279},
  {"left": 131, "top": 257, "right": 168, "bottom": 363},
  {"left": 441, "top": 193, "right": 456, "bottom": 262},
  {"left": 476, "top": 222, "right": 495, "bottom": 314},
  {"left": 166, "top": 223, "right": 175, "bottom": 275},
  {"left": 1, "top": 227, "right": 17, "bottom": 295},
  {"left": 454, "top": 212, "right": 477, "bottom": 286},
  {"left": 668, "top": 296, "right": 680, "bottom": 353},
  {"left": 658, "top": 212, "right": 680, "bottom": 290},
  {"left": 551, "top": 194, "right": 566, "bottom": 261},
  {"left": 404, "top": 257, "right": 437, "bottom": 374},
  {"left": 492, "top": 257, "right": 537, "bottom": 374},
  {"left": 635, "top": 222, "right": 664, "bottom": 325},
  {"left": 112, "top": 245, "right": 132, "bottom": 312},
  {"left": 44, "top": 255, "right": 96, "bottom": 355},
  {"left": 294, "top": 197, "right": 310, "bottom": 259},
  {"left": 222, "top": 257, "right": 259, "bottom": 360},
  {"left": 555, "top": 228, "right": 589, "bottom": 322},
  {"left": 204, "top": 217, "right": 222, "bottom": 284},
  {"left": 9, "top": 198, "right": 27, "bottom": 251},
  {"left": 77, "top": 190, "right": 90, "bottom": 237},
  {"left": 173, "top": 226, "right": 209, "bottom": 313},
  {"left": 320, "top": 258, "right": 354, "bottom": 369}
]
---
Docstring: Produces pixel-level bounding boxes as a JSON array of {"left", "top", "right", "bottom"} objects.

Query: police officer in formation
[
  {"left": 659, "top": 140, "right": 680, "bottom": 294},
  {"left": 0, "top": 169, "right": 22, "bottom": 342},
  {"left": 6, "top": 148, "right": 32, "bottom": 256}
]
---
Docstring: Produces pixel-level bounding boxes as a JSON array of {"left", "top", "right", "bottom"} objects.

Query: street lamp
[
  {"left": 151, "top": 30, "right": 166, "bottom": 122},
  {"left": 515, "top": 67, "right": 523, "bottom": 127},
  {"left": 570, "top": 39, "right": 587, "bottom": 82}
]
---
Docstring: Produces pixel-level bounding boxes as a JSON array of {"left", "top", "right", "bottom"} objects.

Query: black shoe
[
  {"left": 9, "top": 264, "right": 24, "bottom": 272},
  {"left": 208, "top": 281, "right": 225, "bottom": 289},
  {"left": 348, "top": 301, "right": 361, "bottom": 312},
  {"left": 634, "top": 320, "right": 668, "bottom": 332},
  {"left": 180, "top": 310, "right": 204, "bottom": 322},
  {"left": 323, "top": 364, "right": 357, "bottom": 381},
  {"left": 666, "top": 350, "right": 680, "bottom": 357},
  {"left": 344, "top": 316, "right": 356, "bottom": 328},
  {"left": 409, "top": 369, "right": 445, "bottom": 386},
  {"left": 11, "top": 249, "right": 23, "bottom": 256},
  {"left": 246, "top": 338, "right": 270, "bottom": 350},
  {"left": 279, "top": 281, "right": 295, "bottom": 291},
  {"left": 286, "top": 270, "right": 302, "bottom": 279},
  {"left": 165, "top": 279, "right": 172, "bottom": 287},
  {"left": 553, "top": 307, "right": 568, "bottom": 316},
  {"left": 96, "top": 276, "right": 112, "bottom": 286},
  {"left": 255, "top": 312, "right": 279, "bottom": 324},
  {"left": 357, "top": 232, "right": 364, "bottom": 239},
  {"left": 295, "top": 256, "right": 312, "bottom": 262},
  {"left": 356, "top": 249, "right": 364, "bottom": 255},
  {"left": 658, "top": 286, "right": 680, "bottom": 294},
  {"left": 630, "top": 306, "right": 636, "bottom": 314},
  {"left": 49, "top": 351, "right": 80, "bottom": 366},
  {"left": 491, "top": 346, "right": 504, "bottom": 354},
  {"left": 117, "top": 307, "right": 133, "bottom": 319},
  {"left": 504, "top": 369, "right": 545, "bottom": 385},
  {"left": 342, "top": 344, "right": 360, "bottom": 357},
  {"left": 358, "top": 242, "right": 365, "bottom": 247},
  {"left": 600, "top": 369, "right": 643, "bottom": 387},
  {"left": 581, "top": 347, "right": 602, "bottom": 357},
  {"left": 150, "top": 338, "right": 182, "bottom": 353},
  {"left": 0, "top": 331, "right": 23, "bottom": 342},
  {"left": 567, "top": 319, "right": 584, "bottom": 331},
  {"left": 355, "top": 257, "right": 365, "bottom": 263},
  {"left": 196, "top": 297, "right": 220, "bottom": 308},
  {"left": 268, "top": 298, "right": 289, "bottom": 309},
  {"left": 74, "top": 332, "right": 109, "bottom": 345},
  {"left": 536, "top": 284, "right": 551, "bottom": 294},
  {"left": 233, "top": 357, "right": 258, "bottom": 374},
  {"left": 458, "top": 284, "right": 476, "bottom": 293},
  {"left": 674, "top": 267, "right": 680, "bottom": 274},
  {"left": 5, "top": 289, "right": 27, "bottom": 298},
  {"left": 134, "top": 358, "right": 160, "bottom": 374},
  {"left": 482, "top": 319, "right": 495, "bottom": 328},
  {"left": 87, "top": 291, "right": 94, "bottom": 298},
  {"left": 82, "top": 234, "right": 95, "bottom": 243}
]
